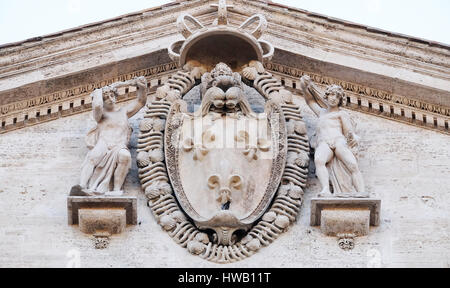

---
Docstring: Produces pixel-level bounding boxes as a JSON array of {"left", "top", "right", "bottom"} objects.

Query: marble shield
[{"left": 164, "top": 86, "right": 287, "bottom": 245}]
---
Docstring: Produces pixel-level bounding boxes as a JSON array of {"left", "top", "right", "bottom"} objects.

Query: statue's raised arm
[
  {"left": 89, "top": 76, "right": 147, "bottom": 122},
  {"left": 298, "top": 75, "right": 367, "bottom": 198},
  {"left": 300, "top": 75, "right": 328, "bottom": 116},
  {"left": 71, "top": 76, "right": 148, "bottom": 197},
  {"left": 91, "top": 89, "right": 104, "bottom": 123},
  {"left": 123, "top": 76, "right": 148, "bottom": 118}
]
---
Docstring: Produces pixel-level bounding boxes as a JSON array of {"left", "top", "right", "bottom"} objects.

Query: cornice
[
  {"left": 0, "top": 0, "right": 448, "bottom": 135},
  {"left": 264, "top": 62, "right": 449, "bottom": 135},
  {"left": 1, "top": 0, "right": 449, "bottom": 82},
  {"left": 227, "top": 4, "right": 450, "bottom": 88},
  {"left": 1, "top": 59, "right": 448, "bottom": 135},
  {"left": 0, "top": 61, "right": 178, "bottom": 134},
  {"left": 0, "top": 4, "right": 215, "bottom": 90},
  {"left": 0, "top": 1, "right": 206, "bottom": 52},
  {"left": 3, "top": 0, "right": 449, "bottom": 53},
  {"left": 245, "top": 0, "right": 450, "bottom": 51}
]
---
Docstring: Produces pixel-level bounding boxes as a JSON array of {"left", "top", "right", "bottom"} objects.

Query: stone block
[
  {"left": 284, "top": 78, "right": 293, "bottom": 88},
  {"left": 67, "top": 196, "right": 137, "bottom": 225},
  {"left": 150, "top": 78, "right": 159, "bottom": 87},
  {"left": 310, "top": 198, "right": 381, "bottom": 227},
  {"left": 320, "top": 208, "right": 370, "bottom": 237},
  {"left": 4, "top": 117, "right": 13, "bottom": 126},
  {"left": 349, "top": 95, "right": 358, "bottom": 105},
  {"left": 51, "top": 105, "right": 59, "bottom": 114},
  {"left": 79, "top": 208, "right": 126, "bottom": 235},
  {"left": 437, "top": 118, "right": 445, "bottom": 128},
  {"left": 62, "top": 101, "right": 71, "bottom": 110},
  {"left": 404, "top": 109, "right": 412, "bottom": 119},
  {"left": 371, "top": 102, "right": 379, "bottom": 109},
  {"left": 361, "top": 99, "right": 369, "bottom": 108},
  {"left": 28, "top": 110, "right": 37, "bottom": 119},
  {"left": 84, "top": 95, "right": 92, "bottom": 105}
]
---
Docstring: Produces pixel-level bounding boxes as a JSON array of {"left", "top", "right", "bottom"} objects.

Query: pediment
[
  {"left": 1, "top": 0, "right": 450, "bottom": 267},
  {"left": 0, "top": 0, "right": 449, "bottom": 136}
]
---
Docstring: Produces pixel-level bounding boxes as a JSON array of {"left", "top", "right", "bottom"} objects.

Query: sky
[{"left": 0, "top": 0, "right": 449, "bottom": 45}]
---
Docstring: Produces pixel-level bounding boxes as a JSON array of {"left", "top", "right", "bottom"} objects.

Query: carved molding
[
  {"left": 264, "top": 62, "right": 450, "bottom": 135},
  {"left": 0, "top": 62, "right": 178, "bottom": 134},
  {"left": 265, "top": 62, "right": 450, "bottom": 117},
  {"left": 230, "top": 0, "right": 450, "bottom": 77},
  {"left": 1, "top": 61, "right": 449, "bottom": 135}
]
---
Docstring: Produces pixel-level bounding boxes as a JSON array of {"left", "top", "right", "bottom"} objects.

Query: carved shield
[
  {"left": 165, "top": 101, "right": 287, "bottom": 240},
  {"left": 136, "top": 2, "right": 311, "bottom": 262}
]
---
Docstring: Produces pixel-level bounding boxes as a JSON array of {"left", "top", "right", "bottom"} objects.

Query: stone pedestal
[
  {"left": 320, "top": 208, "right": 370, "bottom": 237},
  {"left": 78, "top": 208, "right": 127, "bottom": 235},
  {"left": 311, "top": 198, "right": 381, "bottom": 250},
  {"left": 68, "top": 196, "right": 137, "bottom": 248},
  {"left": 67, "top": 196, "right": 137, "bottom": 225}
]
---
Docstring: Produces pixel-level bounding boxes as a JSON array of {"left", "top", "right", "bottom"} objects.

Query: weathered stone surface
[
  {"left": 78, "top": 208, "right": 126, "bottom": 235},
  {"left": 310, "top": 198, "right": 381, "bottom": 227},
  {"left": 0, "top": 0, "right": 449, "bottom": 268},
  {"left": 73, "top": 77, "right": 147, "bottom": 196},
  {"left": 300, "top": 75, "right": 366, "bottom": 198},
  {"left": 67, "top": 195, "right": 137, "bottom": 225},
  {"left": 320, "top": 208, "right": 370, "bottom": 237},
  {"left": 0, "top": 99, "right": 449, "bottom": 267},
  {"left": 1, "top": 0, "right": 449, "bottom": 137}
]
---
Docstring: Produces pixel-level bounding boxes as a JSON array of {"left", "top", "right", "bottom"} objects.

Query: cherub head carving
[
  {"left": 206, "top": 62, "right": 240, "bottom": 91},
  {"left": 324, "top": 85, "right": 345, "bottom": 107},
  {"left": 211, "top": 62, "right": 233, "bottom": 78}
]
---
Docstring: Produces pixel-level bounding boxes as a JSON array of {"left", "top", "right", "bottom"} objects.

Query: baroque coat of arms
[{"left": 135, "top": 1, "right": 310, "bottom": 263}]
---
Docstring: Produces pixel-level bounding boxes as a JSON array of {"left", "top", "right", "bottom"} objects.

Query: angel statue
[
  {"left": 70, "top": 76, "right": 148, "bottom": 196},
  {"left": 300, "top": 75, "right": 367, "bottom": 198}
]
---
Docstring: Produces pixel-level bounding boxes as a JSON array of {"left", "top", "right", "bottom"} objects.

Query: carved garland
[{"left": 137, "top": 62, "right": 310, "bottom": 263}]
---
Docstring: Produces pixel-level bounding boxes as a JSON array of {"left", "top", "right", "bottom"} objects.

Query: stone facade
[
  {"left": 1, "top": 0, "right": 449, "bottom": 136},
  {"left": 0, "top": 0, "right": 449, "bottom": 267},
  {"left": 0, "top": 98, "right": 449, "bottom": 267}
]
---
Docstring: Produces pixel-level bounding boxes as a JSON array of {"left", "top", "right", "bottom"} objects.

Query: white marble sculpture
[
  {"left": 300, "top": 75, "right": 367, "bottom": 198},
  {"left": 70, "top": 76, "right": 148, "bottom": 196}
]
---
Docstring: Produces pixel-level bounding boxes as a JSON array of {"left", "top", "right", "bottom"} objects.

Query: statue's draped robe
[
  {"left": 82, "top": 116, "right": 132, "bottom": 193},
  {"left": 327, "top": 153, "right": 357, "bottom": 197},
  {"left": 311, "top": 134, "right": 357, "bottom": 197}
]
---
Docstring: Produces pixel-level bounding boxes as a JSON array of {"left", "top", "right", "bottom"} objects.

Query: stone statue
[
  {"left": 70, "top": 76, "right": 148, "bottom": 196},
  {"left": 300, "top": 75, "right": 367, "bottom": 198}
]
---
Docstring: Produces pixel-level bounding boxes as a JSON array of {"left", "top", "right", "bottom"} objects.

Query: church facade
[{"left": 0, "top": 0, "right": 449, "bottom": 268}]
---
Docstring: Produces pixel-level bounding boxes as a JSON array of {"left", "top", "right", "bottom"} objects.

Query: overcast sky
[{"left": 0, "top": 0, "right": 449, "bottom": 45}]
